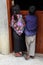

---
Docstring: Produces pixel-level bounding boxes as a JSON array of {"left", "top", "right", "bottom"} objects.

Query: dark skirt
[{"left": 12, "top": 30, "right": 26, "bottom": 53}]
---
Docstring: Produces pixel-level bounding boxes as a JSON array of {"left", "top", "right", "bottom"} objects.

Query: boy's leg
[
  {"left": 29, "top": 35, "right": 36, "bottom": 57},
  {"left": 25, "top": 36, "right": 30, "bottom": 53},
  {"left": 24, "top": 36, "right": 30, "bottom": 60}
]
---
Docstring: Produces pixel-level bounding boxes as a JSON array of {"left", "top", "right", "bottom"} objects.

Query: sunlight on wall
[{"left": 0, "top": 0, "right": 10, "bottom": 54}]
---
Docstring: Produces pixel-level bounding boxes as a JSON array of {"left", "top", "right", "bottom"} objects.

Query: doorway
[{"left": 6, "top": 0, "right": 43, "bottom": 53}]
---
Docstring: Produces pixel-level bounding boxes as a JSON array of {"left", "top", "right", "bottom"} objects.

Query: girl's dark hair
[
  {"left": 12, "top": 4, "right": 20, "bottom": 15},
  {"left": 14, "top": 15, "right": 18, "bottom": 22}
]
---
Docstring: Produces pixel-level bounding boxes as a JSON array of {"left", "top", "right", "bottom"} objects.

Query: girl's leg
[
  {"left": 14, "top": 52, "right": 22, "bottom": 57},
  {"left": 13, "top": 30, "right": 22, "bottom": 57},
  {"left": 20, "top": 33, "right": 27, "bottom": 55}
]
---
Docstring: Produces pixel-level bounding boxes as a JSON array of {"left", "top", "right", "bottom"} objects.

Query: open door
[
  {"left": 6, "top": 0, "right": 43, "bottom": 53},
  {"left": 6, "top": 0, "right": 13, "bottom": 52}
]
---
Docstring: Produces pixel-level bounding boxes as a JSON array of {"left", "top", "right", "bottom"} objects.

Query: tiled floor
[{"left": 0, "top": 53, "right": 43, "bottom": 65}]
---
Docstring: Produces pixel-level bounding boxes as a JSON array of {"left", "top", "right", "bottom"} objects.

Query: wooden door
[
  {"left": 6, "top": 0, "right": 43, "bottom": 53},
  {"left": 21, "top": 11, "right": 43, "bottom": 54},
  {"left": 36, "top": 11, "right": 43, "bottom": 53}
]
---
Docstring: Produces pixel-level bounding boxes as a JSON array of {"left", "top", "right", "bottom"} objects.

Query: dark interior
[{"left": 14, "top": 0, "right": 43, "bottom": 10}]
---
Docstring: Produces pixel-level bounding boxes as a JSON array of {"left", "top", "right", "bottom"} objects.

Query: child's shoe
[
  {"left": 24, "top": 53, "right": 30, "bottom": 60},
  {"left": 15, "top": 53, "right": 22, "bottom": 57}
]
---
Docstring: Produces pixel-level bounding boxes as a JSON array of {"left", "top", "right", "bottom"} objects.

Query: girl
[{"left": 10, "top": 5, "right": 26, "bottom": 57}]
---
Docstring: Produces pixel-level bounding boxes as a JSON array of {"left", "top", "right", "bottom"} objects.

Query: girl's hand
[
  {"left": 16, "top": 26, "right": 20, "bottom": 31},
  {"left": 22, "top": 19, "right": 26, "bottom": 26},
  {"left": 18, "top": 32, "right": 22, "bottom": 36},
  {"left": 14, "top": 23, "right": 17, "bottom": 28},
  {"left": 20, "top": 26, "right": 23, "bottom": 30}
]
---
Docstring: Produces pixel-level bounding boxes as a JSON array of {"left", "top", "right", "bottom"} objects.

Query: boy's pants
[{"left": 25, "top": 35, "right": 36, "bottom": 56}]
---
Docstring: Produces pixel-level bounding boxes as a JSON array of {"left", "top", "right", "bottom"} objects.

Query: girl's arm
[
  {"left": 10, "top": 15, "right": 17, "bottom": 29},
  {"left": 10, "top": 16, "right": 14, "bottom": 27},
  {"left": 22, "top": 18, "right": 26, "bottom": 27}
]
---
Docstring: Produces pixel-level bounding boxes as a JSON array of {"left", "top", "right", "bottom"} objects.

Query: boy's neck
[{"left": 29, "top": 13, "right": 35, "bottom": 15}]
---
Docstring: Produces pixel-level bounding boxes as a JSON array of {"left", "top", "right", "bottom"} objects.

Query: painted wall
[{"left": 0, "top": 0, "right": 10, "bottom": 54}]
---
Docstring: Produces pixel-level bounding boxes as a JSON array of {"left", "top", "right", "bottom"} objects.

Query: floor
[{"left": 0, "top": 53, "right": 43, "bottom": 65}]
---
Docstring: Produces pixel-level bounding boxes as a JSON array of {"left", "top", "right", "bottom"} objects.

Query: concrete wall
[{"left": 0, "top": 0, "right": 10, "bottom": 54}]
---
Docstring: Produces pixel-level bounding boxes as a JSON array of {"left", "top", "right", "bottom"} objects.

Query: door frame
[
  {"left": 6, "top": 0, "right": 43, "bottom": 54},
  {"left": 6, "top": 0, "right": 13, "bottom": 52},
  {"left": 6, "top": 0, "right": 28, "bottom": 53}
]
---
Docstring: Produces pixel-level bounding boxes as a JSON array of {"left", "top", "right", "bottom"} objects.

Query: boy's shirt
[
  {"left": 25, "top": 14, "right": 37, "bottom": 36},
  {"left": 10, "top": 14, "right": 25, "bottom": 36}
]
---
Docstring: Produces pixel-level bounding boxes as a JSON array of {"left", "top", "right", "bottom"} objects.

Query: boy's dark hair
[
  {"left": 11, "top": 4, "right": 20, "bottom": 15},
  {"left": 29, "top": 5, "right": 36, "bottom": 15}
]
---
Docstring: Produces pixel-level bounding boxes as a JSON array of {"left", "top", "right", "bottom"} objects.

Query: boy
[{"left": 24, "top": 5, "right": 37, "bottom": 60}]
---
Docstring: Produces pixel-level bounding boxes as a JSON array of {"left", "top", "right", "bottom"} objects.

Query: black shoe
[
  {"left": 30, "top": 56, "right": 34, "bottom": 59},
  {"left": 23, "top": 53, "right": 30, "bottom": 60}
]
